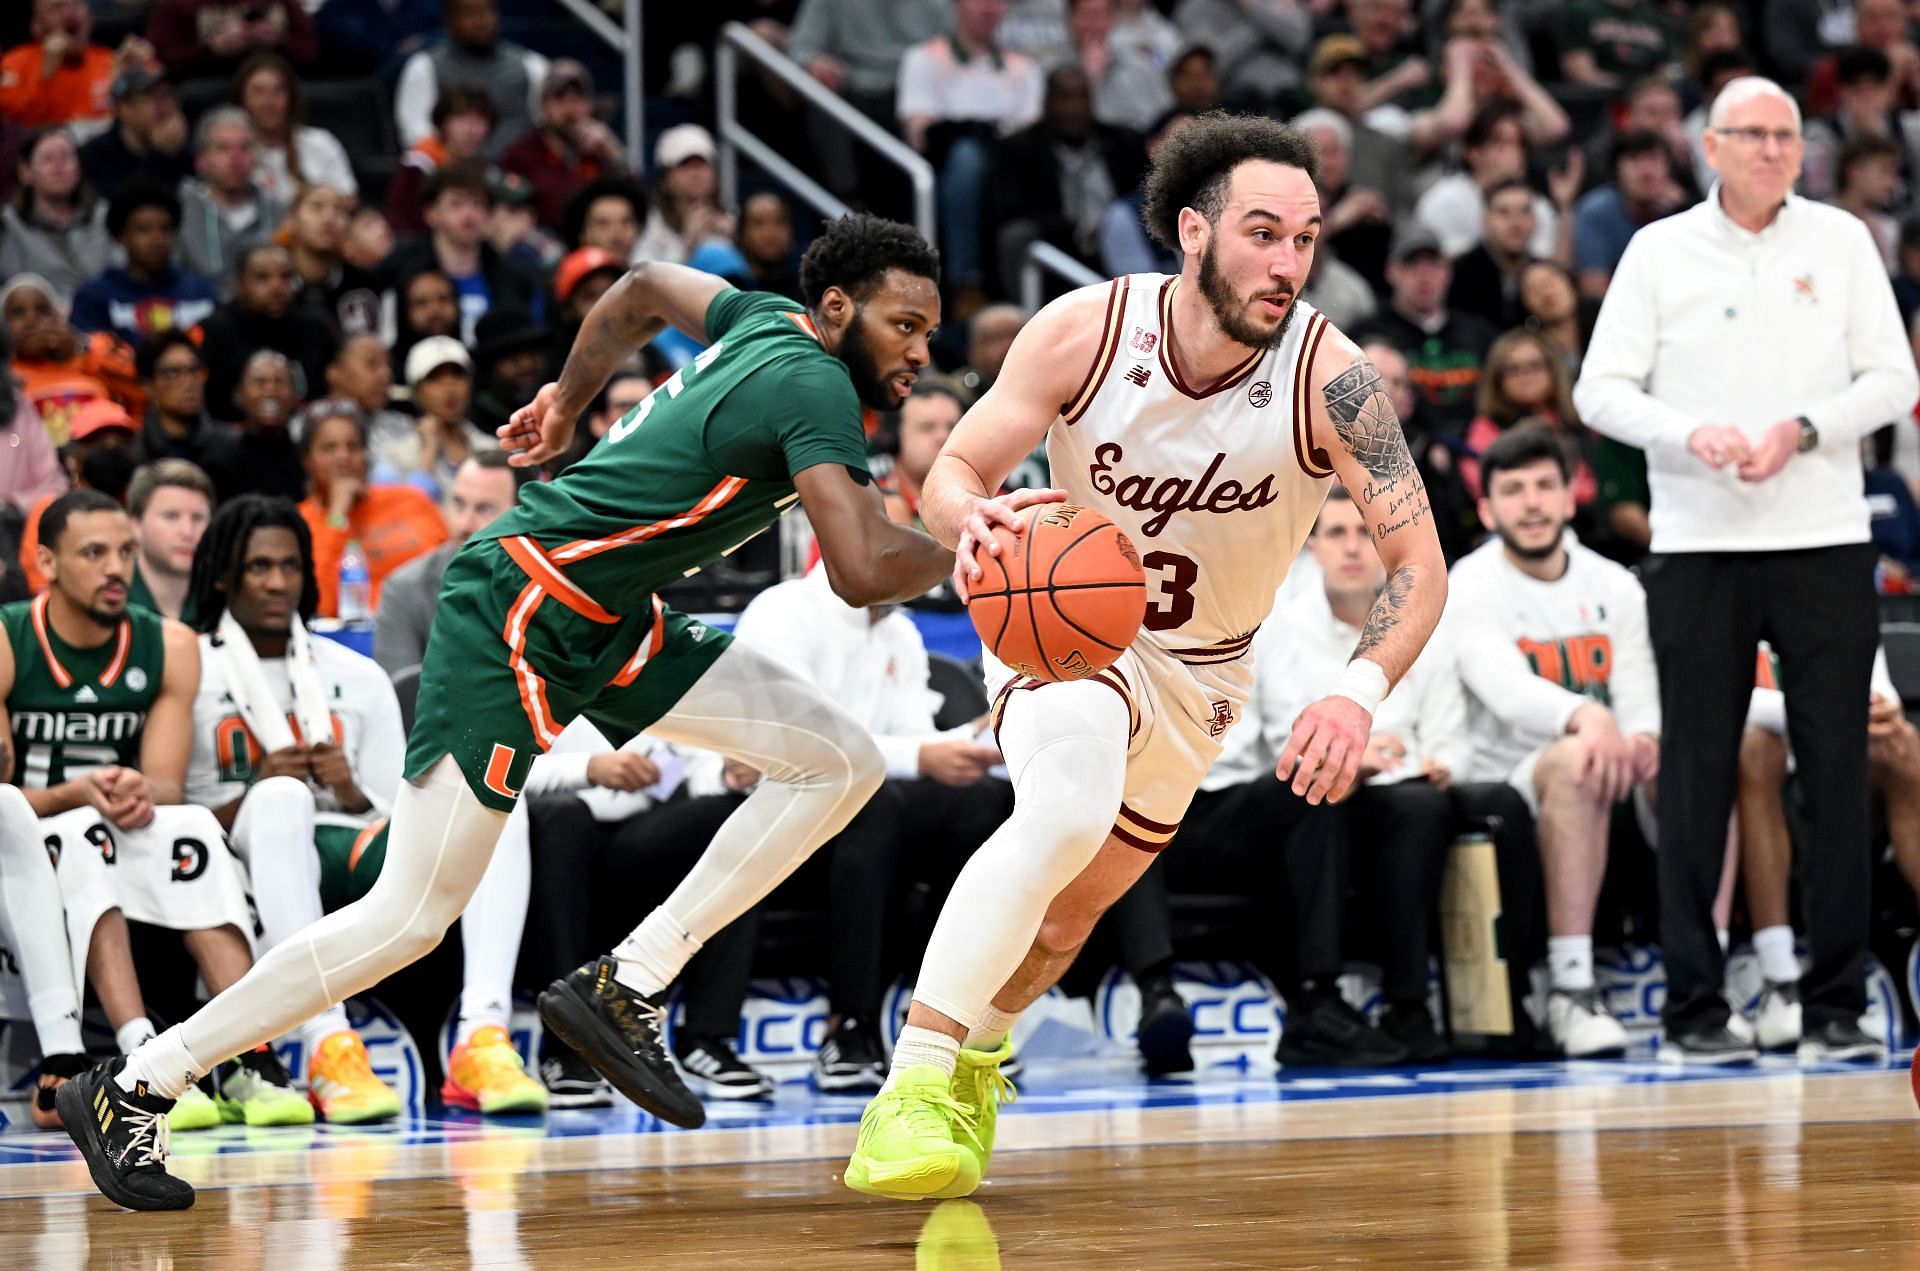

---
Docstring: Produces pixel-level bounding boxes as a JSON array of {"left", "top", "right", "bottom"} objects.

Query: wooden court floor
[{"left": 3, "top": 1069, "right": 1916, "bottom": 1268}]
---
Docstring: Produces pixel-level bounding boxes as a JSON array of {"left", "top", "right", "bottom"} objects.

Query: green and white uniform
[{"left": 405, "top": 288, "right": 873, "bottom": 811}]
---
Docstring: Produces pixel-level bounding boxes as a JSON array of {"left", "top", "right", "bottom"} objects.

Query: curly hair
[
  {"left": 188, "top": 495, "right": 319, "bottom": 633},
  {"left": 798, "top": 213, "right": 939, "bottom": 308},
  {"left": 1141, "top": 112, "right": 1318, "bottom": 251}
]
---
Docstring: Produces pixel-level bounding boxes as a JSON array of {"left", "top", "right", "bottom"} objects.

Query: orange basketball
[{"left": 967, "top": 503, "right": 1146, "bottom": 681}]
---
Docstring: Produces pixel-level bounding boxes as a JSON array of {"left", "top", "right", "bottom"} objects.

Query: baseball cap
[
  {"left": 655, "top": 123, "right": 716, "bottom": 170},
  {"left": 1389, "top": 225, "right": 1445, "bottom": 263},
  {"left": 68, "top": 399, "right": 136, "bottom": 442},
  {"left": 405, "top": 335, "right": 473, "bottom": 389},
  {"left": 543, "top": 59, "right": 593, "bottom": 99},
  {"left": 111, "top": 64, "right": 166, "bottom": 104},
  {"left": 554, "top": 246, "right": 624, "bottom": 303},
  {"left": 489, "top": 170, "right": 535, "bottom": 209},
  {"left": 1309, "top": 35, "right": 1368, "bottom": 78}
]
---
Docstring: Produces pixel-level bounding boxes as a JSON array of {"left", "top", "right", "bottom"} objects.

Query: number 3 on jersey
[
  {"left": 1142, "top": 550, "right": 1198, "bottom": 631},
  {"left": 606, "top": 342, "right": 725, "bottom": 444}
]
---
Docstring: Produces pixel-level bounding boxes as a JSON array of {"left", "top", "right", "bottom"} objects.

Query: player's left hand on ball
[
  {"left": 500, "top": 381, "right": 573, "bottom": 467},
  {"left": 1276, "top": 696, "right": 1372, "bottom": 805},
  {"left": 953, "top": 487, "right": 1067, "bottom": 601}
]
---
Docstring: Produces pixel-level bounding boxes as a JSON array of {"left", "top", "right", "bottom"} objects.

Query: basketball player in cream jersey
[{"left": 846, "top": 115, "right": 1450, "bottom": 1200}]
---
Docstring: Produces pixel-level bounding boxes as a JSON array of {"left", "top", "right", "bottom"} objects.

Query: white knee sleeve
[{"left": 231, "top": 776, "right": 322, "bottom": 950}]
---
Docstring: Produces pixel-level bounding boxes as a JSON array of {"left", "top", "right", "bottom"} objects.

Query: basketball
[{"left": 967, "top": 503, "right": 1146, "bottom": 681}]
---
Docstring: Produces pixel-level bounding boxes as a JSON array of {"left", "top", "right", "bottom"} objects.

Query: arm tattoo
[
  {"left": 1355, "top": 567, "right": 1416, "bottom": 661},
  {"left": 1322, "top": 360, "right": 1421, "bottom": 503}
]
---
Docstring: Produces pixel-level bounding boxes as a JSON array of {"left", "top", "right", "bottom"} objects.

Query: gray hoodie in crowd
[
  {"left": 0, "top": 198, "right": 115, "bottom": 304},
  {"left": 177, "top": 180, "right": 289, "bottom": 295}
]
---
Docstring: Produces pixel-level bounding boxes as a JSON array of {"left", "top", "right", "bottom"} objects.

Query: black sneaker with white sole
[
  {"left": 1136, "top": 979, "right": 1195, "bottom": 1077},
  {"left": 536, "top": 956, "right": 706, "bottom": 1128},
  {"left": 55, "top": 1056, "right": 195, "bottom": 1211},
  {"left": 540, "top": 1045, "right": 614, "bottom": 1109},
  {"left": 1276, "top": 995, "right": 1408, "bottom": 1068},
  {"left": 675, "top": 1034, "right": 775, "bottom": 1100},
  {"left": 813, "top": 1016, "right": 885, "bottom": 1092},
  {"left": 1658, "top": 1020, "right": 1758, "bottom": 1066},
  {"left": 1797, "top": 1016, "right": 1888, "bottom": 1064}
]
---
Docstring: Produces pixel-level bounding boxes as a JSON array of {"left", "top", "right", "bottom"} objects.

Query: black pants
[
  {"left": 1644, "top": 544, "right": 1878, "bottom": 1031},
  {"left": 1345, "top": 782, "right": 1457, "bottom": 1005},
  {"left": 522, "top": 791, "right": 757, "bottom": 1039}
]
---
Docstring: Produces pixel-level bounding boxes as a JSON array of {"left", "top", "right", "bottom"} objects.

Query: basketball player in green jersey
[{"left": 62, "top": 214, "right": 1061, "bottom": 1211}]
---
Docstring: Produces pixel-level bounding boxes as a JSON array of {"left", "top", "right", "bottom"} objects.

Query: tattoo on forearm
[
  {"left": 1322, "top": 360, "right": 1428, "bottom": 538},
  {"left": 1355, "top": 567, "right": 1416, "bottom": 661}
]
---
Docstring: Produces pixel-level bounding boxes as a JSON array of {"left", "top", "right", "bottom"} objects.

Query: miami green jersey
[
  {"left": 473, "top": 289, "right": 871, "bottom": 614},
  {"left": 2, "top": 594, "right": 166, "bottom": 787}
]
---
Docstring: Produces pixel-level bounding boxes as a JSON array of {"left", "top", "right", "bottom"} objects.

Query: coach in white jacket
[{"left": 1574, "top": 77, "right": 1919, "bottom": 1064}]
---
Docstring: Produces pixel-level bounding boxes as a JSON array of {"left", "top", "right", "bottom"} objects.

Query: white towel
[{"left": 213, "top": 610, "right": 334, "bottom": 754}]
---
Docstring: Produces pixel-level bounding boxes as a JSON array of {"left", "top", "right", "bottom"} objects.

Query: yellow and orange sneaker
[
  {"left": 307, "top": 1031, "right": 403, "bottom": 1125},
  {"left": 442, "top": 1025, "right": 549, "bottom": 1116}
]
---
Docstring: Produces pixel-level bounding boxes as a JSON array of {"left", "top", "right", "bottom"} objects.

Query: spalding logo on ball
[{"left": 967, "top": 503, "right": 1147, "bottom": 681}]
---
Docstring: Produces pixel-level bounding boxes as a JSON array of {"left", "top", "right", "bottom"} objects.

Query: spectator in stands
[
  {"left": 1802, "top": 46, "right": 1920, "bottom": 205},
  {"left": 197, "top": 244, "right": 337, "bottom": 423},
  {"left": 343, "top": 206, "right": 394, "bottom": 273},
  {"left": 147, "top": 0, "right": 318, "bottom": 78},
  {"left": 1451, "top": 426, "right": 1660, "bottom": 1060},
  {"left": 1413, "top": 102, "right": 1567, "bottom": 261},
  {"left": 561, "top": 176, "right": 647, "bottom": 261},
  {"left": 373, "top": 449, "right": 520, "bottom": 672},
  {"left": 280, "top": 185, "right": 383, "bottom": 340},
  {"left": 787, "top": 0, "right": 948, "bottom": 204},
  {"left": 1832, "top": 133, "right": 1906, "bottom": 267},
  {"left": 1346, "top": 0, "right": 1450, "bottom": 125},
  {"left": 76, "top": 65, "right": 193, "bottom": 202},
  {"left": 71, "top": 184, "right": 219, "bottom": 352},
  {"left": 1447, "top": 178, "right": 1533, "bottom": 331},
  {"left": 1063, "top": 0, "right": 1169, "bottom": 132},
  {"left": 1585, "top": 78, "right": 1699, "bottom": 205},
  {"left": 233, "top": 51, "right": 357, "bottom": 204},
  {"left": 1519, "top": 259, "right": 1593, "bottom": 374},
  {"left": 293, "top": 398, "right": 448, "bottom": 616},
  {"left": 135, "top": 330, "right": 232, "bottom": 470},
  {"left": 633, "top": 125, "right": 734, "bottom": 268},
  {"left": 499, "top": 59, "right": 624, "bottom": 232},
  {"left": 395, "top": 0, "right": 549, "bottom": 164},
  {"left": 0, "top": 323, "right": 66, "bottom": 515},
  {"left": 388, "top": 86, "right": 496, "bottom": 237},
  {"left": 1461, "top": 331, "right": 1596, "bottom": 513},
  {"left": 0, "top": 274, "right": 142, "bottom": 444},
  {"left": 386, "top": 162, "right": 545, "bottom": 346},
  {"left": 380, "top": 336, "right": 493, "bottom": 498},
  {"left": 126, "top": 459, "right": 211, "bottom": 620},
  {"left": 1805, "top": 0, "right": 1920, "bottom": 117},
  {"left": 1572, "top": 130, "right": 1693, "bottom": 302},
  {"left": 0, "top": 127, "right": 113, "bottom": 306},
  {"left": 1162, "top": 44, "right": 1218, "bottom": 118},
  {"left": 176, "top": 107, "right": 288, "bottom": 295},
  {"left": 0, "top": 0, "right": 141, "bottom": 128},
  {"left": 1361, "top": 336, "right": 1477, "bottom": 561},
  {"left": 738, "top": 192, "right": 803, "bottom": 301},
  {"left": 1766, "top": 0, "right": 1866, "bottom": 93},
  {"left": 1293, "top": 107, "right": 1393, "bottom": 304},
  {"left": 315, "top": 0, "right": 442, "bottom": 77},
  {"left": 198, "top": 349, "right": 305, "bottom": 502},
  {"left": 1553, "top": 0, "right": 1678, "bottom": 90},
  {"left": 898, "top": 0, "right": 1046, "bottom": 301},
  {"left": 1574, "top": 76, "right": 1918, "bottom": 1065},
  {"left": 1352, "top": 227, "right": 1498, "bottom": 431},
  {"left": 1111, "top": 0, "right": 1178, "bottom": 70},
  {"left": 1303, "top": 35, "right": 1415, "bottom": 229},
  {"left": 483, "top": 171, "right": 562, "bottom": 276},
  {"left": 466, "top": 307, "right": 550, "bottom": 439},
  {"left": 955, "top": 303, "right": 1025, "bottom": 402},
  {"left": 323, "top": 333, "right": 412, "bottom": 463},
  {"left": 57, "top": 399, "right": 143, "bottom": 504},
  {"left": 876, "top": 375, "right": 964, "bottom": 529},
  {"left": 1169, "top": 0, "right": 1307, "bottom": 114},
  {"left": 1099, "top": 108, "right": 1194, "bottom": 279},
  {"left": 552, "top": 248, "right": 625, "bottom": 357},
  {"left": 992, "top": 64, "right": 1147, "bottom": 299},
  {"left": 390, "top": 266, "right": 461, "bottom": 380}
]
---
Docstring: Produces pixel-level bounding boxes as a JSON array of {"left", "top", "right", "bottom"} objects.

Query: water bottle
[{"left": 338, "top": 539, "right": 372, "bottom": 622}]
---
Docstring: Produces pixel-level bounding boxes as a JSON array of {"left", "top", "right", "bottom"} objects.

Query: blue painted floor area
[{"left": 1, "top": 1046, "right": 1908, "bottom": 1169}]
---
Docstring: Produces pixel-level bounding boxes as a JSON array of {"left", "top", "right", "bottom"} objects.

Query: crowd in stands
[{"left": 5, "top": 0, "right": 1920, "bottom": 1114}]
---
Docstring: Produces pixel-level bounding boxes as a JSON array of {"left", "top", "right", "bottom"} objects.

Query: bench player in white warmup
[{"left": 844, "top": 114, "right": 1451, "bottom": 1200}]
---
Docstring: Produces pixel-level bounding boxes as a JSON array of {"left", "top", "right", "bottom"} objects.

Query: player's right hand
[
  {"left": 1277, "top": 697, "right": 1371, "bottom": 805},
  {"left": 952, "top": 487, "right": 1068, "bottom": 602},
  {"left": 588, "top": 751, "right": 660, "bottom": 792},
  {"left": 918, "top": 738, "right": 1001, "bottom": 787},
  {"left": 1568, "top": 705, "right": 1635, "bottom": 803},
  {"left": 88, "top": 768, "right": 155, "bottom": 830},
  {"left": 258, "top": 745, "right": 313, "bottom": 782},
  {"left": 500, "top": 381, "right": 575, "bottom": 467},
  {"left": 1687, "top": 424, "right": 1750, "bottom": 470}
]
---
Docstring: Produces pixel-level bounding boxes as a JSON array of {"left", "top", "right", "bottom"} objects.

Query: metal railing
[
  {"left": 553, "top": 0, "right": 644, "bottom": 172},
  {"left": 1020, "top": 241, "right": 1102, "bottom": 313},
  {"left": 714, "top": 21, "right": 936, "bottom": 246}
]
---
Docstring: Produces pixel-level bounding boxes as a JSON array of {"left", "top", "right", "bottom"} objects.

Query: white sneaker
[
  {"left": 1546, "top": 988, "right": 1630, "bottom": 1058},
  {"left": 1753, "top": 981, "right": 1801, "bottom": 1052}
]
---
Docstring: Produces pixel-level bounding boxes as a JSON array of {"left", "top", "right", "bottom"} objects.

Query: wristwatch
[{"left": 1795, "top": 416, "right": 1819, "bottom": 453}]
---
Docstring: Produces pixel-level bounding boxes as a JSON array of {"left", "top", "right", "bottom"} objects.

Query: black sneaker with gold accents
[
  {"left": 55, "top": 1056, "right": 195, "bottom": 1211},
  {"left": 536, "top": 956, "right": 706, "bottom": 1128}
]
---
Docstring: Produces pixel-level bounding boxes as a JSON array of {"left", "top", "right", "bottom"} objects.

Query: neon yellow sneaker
[
  {"left": 844, "top": 1065, "right": 982, "bottom": 1201},
  {"left": 915, "top": 1199, "right": 1002, "bottom": 1271},
  {"left": 167, "top": 1081, "right": 221, "bottom": 1132},
  {"left": 307, "top": 1031, "right": 403, "bottom": 1124},
  {"left": 216, "top": 1048, "right": 316, "bottom": 1126},
  {"left": 950, "top": 1039, "right": 1016, "bottom": 1183},
  {"left": 442, "top": 1025, "right": 549, "bottom": 1115}
]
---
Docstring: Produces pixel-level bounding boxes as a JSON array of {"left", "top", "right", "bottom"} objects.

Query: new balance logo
[
  {"left": 1125, "top": 365, "right": 1151, "bottom": 388},
  {"left": 74, "top": 685, "right": 98, "bottom": 704}
]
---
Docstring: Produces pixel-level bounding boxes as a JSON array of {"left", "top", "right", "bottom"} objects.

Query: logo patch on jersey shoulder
[
  {"left": 1247, "top": 380, "right": 1273, "bottom": 408},
  {"left": 73, "top": 685, "right": 98, "bottom": 704},
  {"left": 125, "top": 668, "right": 147, "bottom": 692},
  {"left": 1129, "top": 327, "right": 1157, "bottom": 356},
  {"left": 1125, "top": 365, "right": 1151, "bottom": 388}
]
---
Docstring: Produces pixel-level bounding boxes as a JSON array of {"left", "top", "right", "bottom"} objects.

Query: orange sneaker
[
  {"left": 306, "top": 1031, "right": 403, "bottom": 1124},
  {"left": 442, "top": 1025, "right": 548, "bottom": 1115}
]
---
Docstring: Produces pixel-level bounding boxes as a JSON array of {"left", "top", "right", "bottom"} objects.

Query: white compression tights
[
  {"left": 907, "top": 681, "right": 1130, "bottom": 1030},
  {"left": 124, "top": 639, "right": 882, "bottom": 1097},
  {"left": 0, "top": 783, "right": 86, "bottom": 1055}
]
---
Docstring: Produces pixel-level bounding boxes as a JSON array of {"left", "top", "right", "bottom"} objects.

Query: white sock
[
  {"left": 1717, "top": 927, "right": 1730, "bottom": 955},
  {"left": 116, "top": 1027, "right": 204, "bottom": 1100},
  {"left": 1753, "top": 924, "right": 1799, "bottom": 984},
  {"left": 301, "top": 1004, "right": 354, "bottom": 1054},
  {"left": 455, "top": 994, "right": 512, "bottom": 1045},
  {"left": 964, "top": 1005, "right": 1019, "bottom": 1053},
  {"left": 612, "top": 907, "right": 702, "bottom": 998},
  {"left": 115, "top": 1017, "right": 156, "bottom": 1055},
  {"left": 1548, "top": 936, "right": 1594, "bottom": 992},
  {"left": 28, "top": 988, "right": 85, "bottom": 1056},
  {"left": 883, "top": 1025, "right": 961, "bottom": 1088}
]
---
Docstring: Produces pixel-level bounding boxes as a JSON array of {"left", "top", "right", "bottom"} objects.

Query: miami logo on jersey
[
  {"left": 212, "top": 712, "right": 345, "bottom": 784},
  {"left": 1517, "top": 635, "right": 1614, "bottom": 705}
]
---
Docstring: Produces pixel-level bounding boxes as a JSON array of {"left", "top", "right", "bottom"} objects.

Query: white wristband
[{"left": 1330, "top": 658, "right": 1390, "bottom": 715}]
